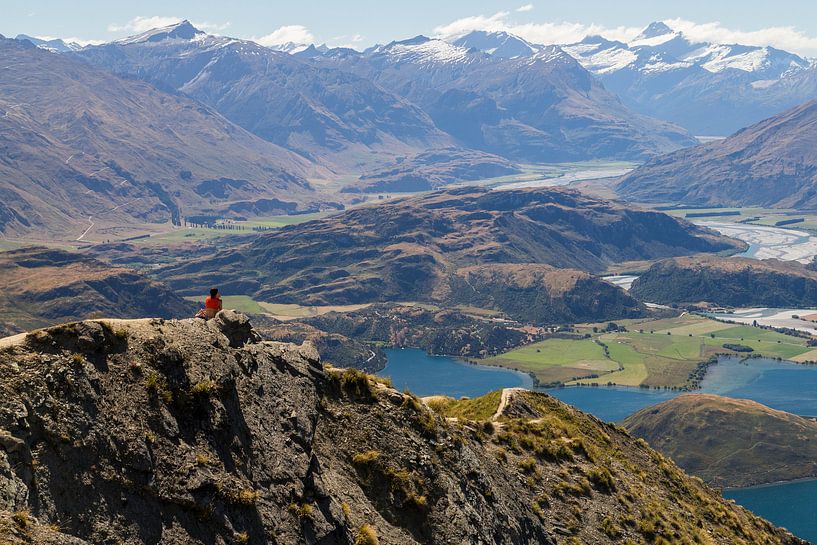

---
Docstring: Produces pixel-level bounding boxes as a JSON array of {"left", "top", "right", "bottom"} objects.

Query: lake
[
  {"left": 724, "top": 479, "right": 817, "bottom": 543},
  {"left": 378, "top": 350, "right": 817, "bottom": 542},
  {"left": 379, "top": 352, "right": 817, "bottom": 422},
  {"left": 379, "top": 348, "right": 533, "bottom": 398}
]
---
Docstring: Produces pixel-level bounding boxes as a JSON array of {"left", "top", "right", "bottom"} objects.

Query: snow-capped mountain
[
  {"left": 266, "top": 41, "right": 323, "bottom": 54},
  {"left": 298, "top": 34, "right": 695, "bottom": 162},
  {"left": 455, "top": 23, "right": 817, "bottom": 135},
  {"left": 561, "top": 23, "right": 816, "bottom": 135},
  {"left": 452, "top": 30, "right": 540, "bottom": 58},
  {"left": 15, "top": 34, "right": 83, "bottom": 52},
  {"left": 76, "top": 22, "right": 452, "bottom": 171},
  {"left": 563, "top": 21, "right": 810, "bottom": 81},
  {"left": 112, "top": 20, "right": 205, "bottom": 45}
]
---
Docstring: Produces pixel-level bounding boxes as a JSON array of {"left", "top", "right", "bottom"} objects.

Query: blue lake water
[
  {"left": 724, "top": 480, "right": 817, "bottom": 543},
  {"left": 550, "top": 357, "right": 817, "bottom": 422},
  {"left": 377, "top": 350, "right": 817, "bottom": 542},
  {"left": 379, "top": 348, "right": 533, "bottom": 398}
]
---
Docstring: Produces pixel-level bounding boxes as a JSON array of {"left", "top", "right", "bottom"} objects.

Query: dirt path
[
  {"left": 492, "top": 387, "right": 525, "bottom": 421},
  {"left": 76, "top": 215, "right": 94, "bottom": 241}
]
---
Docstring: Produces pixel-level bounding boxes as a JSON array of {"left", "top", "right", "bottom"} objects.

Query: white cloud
[
  {"left": 666, "top": 18, "right": 817, "bottom": 56},
  {"left": 108, "top": 16, "right": 182, "bottom": 33},
  {"left": 107, "top": 16, "right": 230, "bottom": 35},
  {"left": 255, "top": 25, "right": 315, "bottom": 46},
  {"left": 433, "top": 12, "right": 640, "bottom": 44},
  {"left": 62, "top": 36, "right": 106, "bottom": 46},
  {"left": 516, "top": 4, "right": 534, "bottom": 12},
  {"left": 433, "top": 11, "right": 817, "bottom": 56}
]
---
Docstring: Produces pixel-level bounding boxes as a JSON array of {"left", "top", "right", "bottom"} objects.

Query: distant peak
[
  {"left": 636, "top": 21, "right": 674, "bottom": 40},
  {"left": 452, "top": 30, "right": 537, "bottom": 59},
  {"left": 396, "top": 35, "right": 432, "bottom": 46},
  {"left": 159, "top": 19, "right": 202, "bottom": 39},
  {"left": 116, "top": 19, "right": 204, "bottom": 45}
]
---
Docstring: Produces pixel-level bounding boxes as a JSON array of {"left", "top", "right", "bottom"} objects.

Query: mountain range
[
  {"left": 560, "top": 22, "right": 816, "bottom": 135},
  {"left": 297, "top": 33, "right": 694, "bottom": 162},
  {"left": 26, "top": 21, "right": 698, "bottom": 168},
  {"left": 8, "top": 19, "right": 817, "bottom": 239},
  {"left": 448, "top": 23, "right": 817, "bottom": 136},
  {"left": 0, "top": 36, "right": 327, "bottom": 239},
  {"left": 76, "top": 22, "right": 453, "bottom": 172}
]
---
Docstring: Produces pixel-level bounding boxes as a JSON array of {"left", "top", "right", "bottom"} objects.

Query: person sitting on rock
[{"left": 203, "top": 287, "right": 222, "bottom": 320}]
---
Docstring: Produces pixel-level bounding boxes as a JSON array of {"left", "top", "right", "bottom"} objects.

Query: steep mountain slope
[
  {"left": 155, "top": 187, "right": 741, "bottom": 311},
  {"left": 0, "top": 316, "right": 803, "bottom": 544},
  {"left": 0, "top": 36, "right": 325, "bottom": 240},
  {"left": 624, "top": 394, "right": 817, "bottom": 487},
  {"left": 560, "top": 22, "right": 814, "bottom": 135},
  {"left": 629, "top": 256, "right": 817, "bottom": 306},
  {"left": 0, "top": 247, "right": 196, "bottom": 333},
  {"left": 77, "top": 22, "right": 452, "bottom": 171},
  {"left": 300, "top": 36, "right": 695, "bottom": 162},
  {"left": 617, "top": 99, "right": 817, "bottom": 207}
]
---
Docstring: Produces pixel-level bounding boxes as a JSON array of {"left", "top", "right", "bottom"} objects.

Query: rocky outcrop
[{"left": 0, "top": 313, "right": 804, "bottom": 544}]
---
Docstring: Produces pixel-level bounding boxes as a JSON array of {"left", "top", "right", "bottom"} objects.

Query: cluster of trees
[{"left": 181, "top": 219, "right": 250, "bottom": 231}]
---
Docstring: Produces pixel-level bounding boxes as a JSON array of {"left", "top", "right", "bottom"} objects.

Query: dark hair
[{"left": 210, "top": 288, "right": 219, "bottom": 297}]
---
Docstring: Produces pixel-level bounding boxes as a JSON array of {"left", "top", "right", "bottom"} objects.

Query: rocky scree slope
[
  {"left": 0, "top": 313, "right": 804, "bottom": 544},
  {"left": 629, "top": 256, "right": 817, "bottom": 307},
  {"left": 156, "top": 187, "right": 742, "bottom": 314}
]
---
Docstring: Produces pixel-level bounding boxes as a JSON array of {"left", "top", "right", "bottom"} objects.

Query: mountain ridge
[
  {"left": 0, "top": 314, "right": 805, "bottom": 544},
  {"left": 301, "top": 34, "right": 695, "bottom": 162},
  {"left": 616, "top": 98, "right": 817, "bottom": 208},
  {"left": 154, "top": 187, "right": 743, "bottom": 319},
  {"left": 76, "top": 23, "right": 454, "bottom": 172}
]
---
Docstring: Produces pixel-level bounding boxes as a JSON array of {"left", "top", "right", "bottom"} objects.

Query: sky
[{"left": 5, "top": 0, "right": 817, "bottom": 55}]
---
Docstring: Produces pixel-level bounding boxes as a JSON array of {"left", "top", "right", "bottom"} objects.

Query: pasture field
[{"left": 487, "top": 314, "right": 812, "bottom": 388}]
